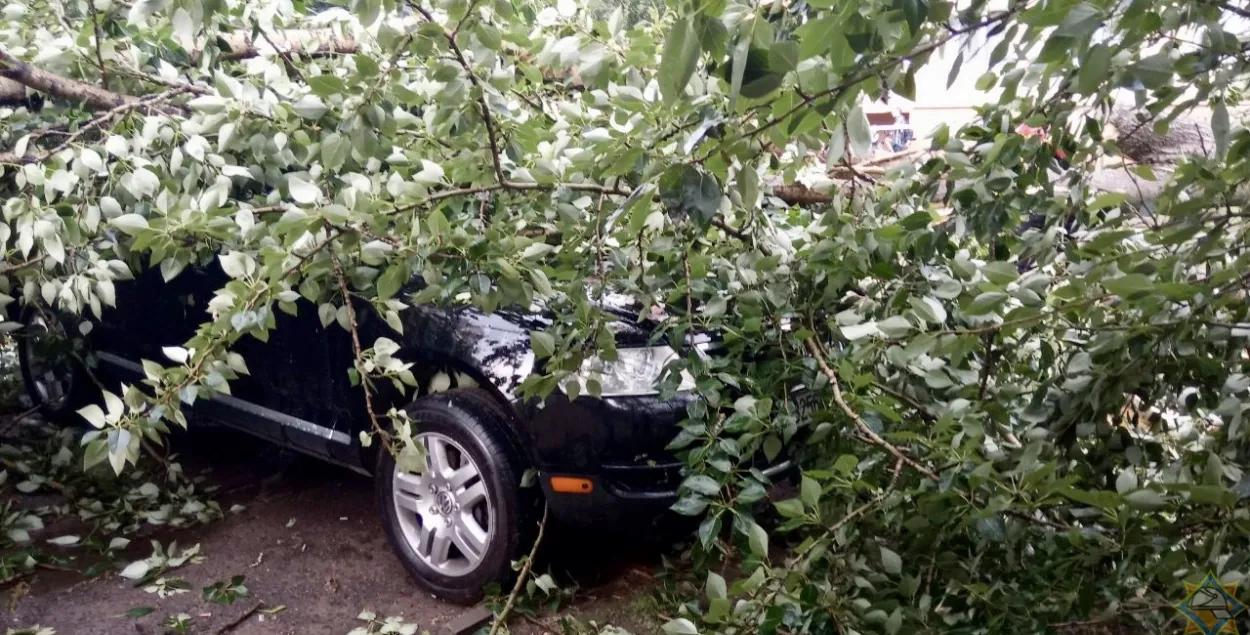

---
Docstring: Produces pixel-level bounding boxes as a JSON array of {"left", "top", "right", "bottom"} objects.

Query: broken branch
[{"left": 0, "top": 47, "right": 135, "bottom": 110}]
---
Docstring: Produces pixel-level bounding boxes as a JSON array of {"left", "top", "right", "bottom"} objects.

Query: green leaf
[
  {"left": 1129, "top": 53, "right": 1172, "bottom": 89},
  {"left": 729, "top": 36, "right": 750, "bottom": 109},
  {"left": 946, "top": 51, "right": 964, "bottom": 89},
  {"left": 841, "top": 321, "right": 879, "bottom": 340},
  {"left": 427, "top": 209, "right": 449, "bottom": 236},
  {"left": 800, "top": 475, "right": 821, "bottom": 508},
  {"left": 767, "top": 41, "right": 799, "bottom": 74},
  {"left": 307, "top": 74, "right": 347, "bottom": 98},
  {"left": 1116, "top": 469, "right": 1138, "bottom": 494},
  {"left": 965, "top": 291, "right": 1009, "bottom": 316},
  {"left": 909, "top": 296, "right": 947, "bottom": 324},
  {"left": 671, "top": 495, "right": 708, "bottom": 516},
  {"left": 475, "top": 23, "right": 502, "bottom": 51},
  {"left": 706, "top": 571, "right": 728, "bottom": 600},
  {"left": 697, "top": 513, "right": 721, "bottom": 547},
  {"left": 662, "top": 618, "right": 699, "bottom": 635},
  {"left": 833, "top": 454, "right": 858, "bottom": 475},
  {"left": 774, "top": 498, "right": 805, "bottom": 518},
  {"left": 1079, "top": 44, "right": 1112, "bottom": 94},
  {"left": 111, "top": 214, "right": 150, "bottom": 235},
  {"left": 885, "top": 608, "right": 903, "bottom": 635},
  {"left": 1089, "top": 192, "right": 1127, "bottom": 210},
  {"left": 1213, "top": 102, "right": 1230, "bottom": 158},
  {"left": 1057, "top": 3, "right": 1103, "bottom": 38},
  {"left": 377, "top": 264, "right": 406, "bottom": 300},
  {"left": 880, "top": 546, "right": 902, "bottom": 575},
  {"left": 848, "top": 105, "right": 871, "bottom": 158},
  {"left": 1103, "top": 274, "right": 1153, "bottom": 298},
  {"left": 529, "top": 331, "right": 556, "bottom": 358},
  {"left": 747, "top": 521, "right": 769, "bottom": 558},
  {"left": 660, "top": 17, "right": 700, "bottom": 104},
  {"left": 126, "top": 606, "right": 156, "bottom": 619},
  {"left": 877, "top": 316, "right": 913, "bottom": 338},
  {"left": 825, "top": 117, "right": 846, "bottom": 168},
  {"left": 682, "top": 474, "right": 721, "bottom": 496},
  {"left": 354, "top": 53, "right": 379, "bottom": 77},
  {"left": 1125, "top": 489, "right": 1167, "bottom": 510}
]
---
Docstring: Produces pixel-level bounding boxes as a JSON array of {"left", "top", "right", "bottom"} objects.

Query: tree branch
[
  {"left": 331, "top": 251, "right": 395, "bottom": 456},
  {"left": 412, "top": 4, "right": 507, "bottom": 184},
  {"left": 0, "top": 47, "right": 135, "bottom": 110},
  {"left": 805, "top": 338, "right": 940, "bottom": 481},
  {"left": 488, "top": 504, "right": 549, "bottom": 635},
  {"left": 90, "top": 9, "right": 110, "bottom": 90},
  {"left": 0, "top": 88, "right": 186, "bottom": 164},
  {"left": 701, "top": 10, "right": 1017, "bottom": 163},
  {"left": 258, "top": 24, "right": 309, "bottom": 83}
]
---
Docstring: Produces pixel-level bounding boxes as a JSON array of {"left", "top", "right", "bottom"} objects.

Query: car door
[{"left": 222, "top": 282, "right": 362, "bottom": 466}]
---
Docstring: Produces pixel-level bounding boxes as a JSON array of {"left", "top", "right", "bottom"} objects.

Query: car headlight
[{"left": 577, "top": 345, "right": 696, "bottom": 397}]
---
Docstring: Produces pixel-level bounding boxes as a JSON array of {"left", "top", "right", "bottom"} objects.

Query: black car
[{"left": 15, "top": 260, "right": 789, "bottom": 602}]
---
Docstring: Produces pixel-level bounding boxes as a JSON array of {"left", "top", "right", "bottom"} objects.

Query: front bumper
[{"left": 518, "top": 392, "right": 795, "bottom": 528}]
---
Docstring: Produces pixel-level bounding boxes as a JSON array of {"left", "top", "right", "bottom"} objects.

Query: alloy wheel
[{"left": 391, "top": 432, "right": 493, "bottom": 577}]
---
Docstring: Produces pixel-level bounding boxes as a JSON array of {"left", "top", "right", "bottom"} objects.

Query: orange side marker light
[{"left": 550, "top": 476, "right": 594, "bottom": 494}]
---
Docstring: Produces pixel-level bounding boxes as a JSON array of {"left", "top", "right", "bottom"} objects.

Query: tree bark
[
  {"left": 0, "top": 48, "right": 135, "bottom": 110},
  {"left": 211, "top": 29, "right": 361, "bottom": 62}
]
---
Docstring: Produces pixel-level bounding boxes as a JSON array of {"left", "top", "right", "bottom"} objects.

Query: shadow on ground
[{"left": 2, "top": 423, "right": 667, "bottom": 635}]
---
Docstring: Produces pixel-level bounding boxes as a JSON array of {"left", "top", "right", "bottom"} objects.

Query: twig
[
  {"left": 853, "top": 146, "right": 924, "bottom": 168},
  {"left": 0, "top": 457, "right": 69, "bottom": 494},
  {"left": 510, "top": 89, "right": 554, "bottom": 123},
  {"left": 35, "top": 563, "right": 78, "bottom": 573},
  {"left": 90, "top": 9, "right": 110, "bottom": 90},
  {"left": 0, "top": 571, "right": 33, "bottom": 590},
  {"left": 331, "top": 252, "right": 394, "bottom": 456},
  {"left": 0, "top": 88, "right": 185, "bottom": 164},
  {"left": 109, "top": 68, "right": 211, "bottom": 95},
  {"left": 452, "top": 0, "right": 485, "bottom": 37},
  {"left": 804, "top": 339, "right": 940, "bottom": 481},
  {"left": 387, "top": 32, "right": 415, "bottom": 70},
  {"left": 1216, "top": 1, "right": 1250, "bottom": 21},
  {"left": 977, "top": 332, "right": 995, "bottom": 400},
  {"left": 412, "top": 4, "right": 507, "bottom": 184},
  {"left": 711, "top": 218, "right": 748, "bottom": 240},
  {"left": 1049, "top": 601, "right": 1172, "bottom": 627},
  {"left": 703, "top": 10, "right": 1017, "bottom": 160},
  {"left": 520, "top": 613, "right": 558, "bottom": 632},
  {"left": 683, "top": 254, "right": 694, "bottom": 321},
  {"left": 258, "top": 25, "right": 308, "bottom": 83},
  {"left": 870, "top": 381, "right": 936, "bottom": 424},
  {"left": 488, "top": 504, "right": 549, "bottom": 635},
  {"left": 823, "top": 458, "right": 904, "bottom": 536},
  {"left": 214, "top": 601, "right": 263, "bottom": 634},
  {"left": 806, "top": 337, "right": 1079, "bottom": 533},
  {"left": 0, "top": 404, "right": 40, "bottom": 435}
]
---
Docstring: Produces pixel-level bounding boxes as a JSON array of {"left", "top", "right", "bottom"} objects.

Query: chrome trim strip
[
  {"left": 95, "top": 351, "right": 144, "bottom": 374},
  {"left": 95, "top": 351, "right": 351, "bottom": 445},
  {"left": 761, "top": 460, "right": 793, "bottom": 478}
]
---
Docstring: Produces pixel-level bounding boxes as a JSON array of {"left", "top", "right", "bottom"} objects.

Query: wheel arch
[{"left": 358, "top": 349, "right": 535, "bottom": 475}]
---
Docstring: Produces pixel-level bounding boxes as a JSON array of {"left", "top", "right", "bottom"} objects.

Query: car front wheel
[{"left": 375, "top": 389, "right": 534, "bottom": 604}]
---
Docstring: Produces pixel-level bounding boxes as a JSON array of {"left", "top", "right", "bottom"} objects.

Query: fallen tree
[{"left": 3, "top": 0, "right": 1250, "bottom": 634}]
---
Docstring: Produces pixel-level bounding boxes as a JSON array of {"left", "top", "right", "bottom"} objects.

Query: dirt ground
[{"left": 1, "top": 424, "right": 665, "bottom": 635}]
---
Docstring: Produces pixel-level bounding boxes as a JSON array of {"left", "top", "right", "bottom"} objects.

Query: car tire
[
  {"left": 375, "top": 389, "right": 536, "bottom": 604},
  {"left": 16, "top": 308, "right": 98, "bottom": 426}
]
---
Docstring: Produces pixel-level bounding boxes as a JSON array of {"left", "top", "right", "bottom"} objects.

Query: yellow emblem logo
[{"left": 1175, "top": 573, "right": 1247, "bottom": 635}]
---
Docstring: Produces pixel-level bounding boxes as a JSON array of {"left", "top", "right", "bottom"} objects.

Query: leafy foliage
[
  {"left": 2, "top": 0, "right": 1250, "bottom": 632},
  {"left": 349, "top": 610, "right": 418, "bottom": 635}
]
